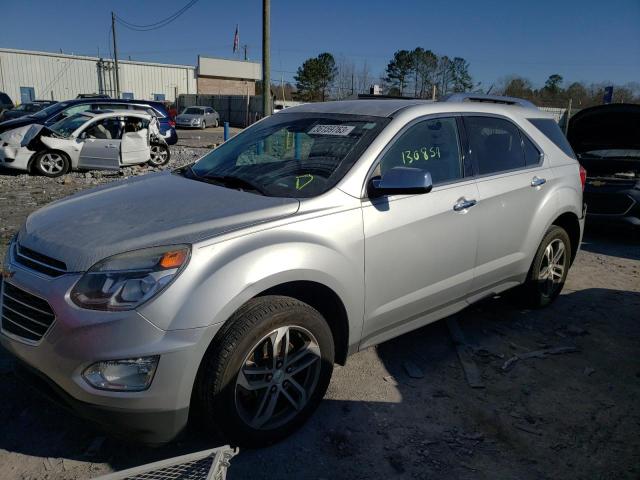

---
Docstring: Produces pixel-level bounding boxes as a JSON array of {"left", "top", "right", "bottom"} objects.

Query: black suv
[{"left": 0, "top": 98, "right": 177, "bottom": 145}]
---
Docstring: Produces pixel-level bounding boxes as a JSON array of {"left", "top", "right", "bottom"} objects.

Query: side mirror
[
  {"left": 369, "top": 166, "right": 433, "bottom": 197},
  {"left": 78, "top": 131, "right": 87, "bottom": 139}
]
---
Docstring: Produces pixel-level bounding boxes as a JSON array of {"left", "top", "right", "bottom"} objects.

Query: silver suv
[{"left": 0, "top": 95, "right": 585, "bottom": 446}]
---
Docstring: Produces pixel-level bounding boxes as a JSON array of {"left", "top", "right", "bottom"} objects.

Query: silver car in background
[
  {"left": 175, "top": 106, "right": 220, "bottom": 129},
  {"left": 0, "top": 95, "right": 585, "bottom": 447}
]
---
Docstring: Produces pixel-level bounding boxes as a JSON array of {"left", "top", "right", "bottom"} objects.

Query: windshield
[
  {"left": 183, "top": 107, "right": 204, "bottom": 115},
  {"left": 187, "top": 112, "right": 388, "bottom": 198},
  {"left": 49, "top": 113, "right": 91, "bottom": 137},
  {"left": 32, "top": 102, "right": 67, "bottom": 119}
]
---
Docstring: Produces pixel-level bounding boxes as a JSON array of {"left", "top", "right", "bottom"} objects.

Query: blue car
[{"left": 0, "top": 98, "right": 178, "bottom": 145}]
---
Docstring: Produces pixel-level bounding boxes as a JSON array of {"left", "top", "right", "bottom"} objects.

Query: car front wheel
[
  {"left": 194, "top": 296, "right": 334, "bottom": 447},
  {"left": 34, "top": 150, "right": 70, "bottom": 177}
]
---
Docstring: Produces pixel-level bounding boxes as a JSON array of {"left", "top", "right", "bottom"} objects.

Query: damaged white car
[{"left": 0, "top": 110, "right": 170, "bottom": 177}]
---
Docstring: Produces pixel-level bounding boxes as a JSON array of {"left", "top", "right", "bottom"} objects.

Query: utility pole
[
  {"left": 111, "top": 11, "right": 121, "bottom": 98},
  {"left": 262, "top": 0, "right": 270, "bottom": 117}
]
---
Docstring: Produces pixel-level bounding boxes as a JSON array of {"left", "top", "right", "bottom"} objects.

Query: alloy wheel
[
  {"left": 234, "top": 325, "right": 322, "bottom": 430},
  {"left": 149, "top": 145, "right": 167, "bottom": 165},
  {"left": 39, "top": 153, "right": 64, "bottom": 174},
  {"left": 537, "top": 238, "right": 566, "bottom": 296}
]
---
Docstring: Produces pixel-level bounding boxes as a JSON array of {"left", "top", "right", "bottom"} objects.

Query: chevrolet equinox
[{"left": 0, "top": 94, "right": 586, "bottom": 447}]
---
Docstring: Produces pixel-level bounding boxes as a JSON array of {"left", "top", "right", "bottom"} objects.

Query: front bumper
[
  {"left": 0, "top": 255, "right": 216, "bottom": 443},
  {"left": 0, "top": 145, "right": 31, "bottom": 171},
  {"left": 584, "top": 185, "right": 640, "bottom": 229}
]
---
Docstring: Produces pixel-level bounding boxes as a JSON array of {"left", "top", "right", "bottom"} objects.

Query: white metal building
[{"left": 0, "top": 48, "right": 197, "bottom": 104}]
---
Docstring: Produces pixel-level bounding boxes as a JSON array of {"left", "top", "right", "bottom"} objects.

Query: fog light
[{"left": 83, "top": 356, "right": 159, "bottom": 391}]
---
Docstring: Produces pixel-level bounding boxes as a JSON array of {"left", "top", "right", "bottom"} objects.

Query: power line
[{"left": 115, "top": 0, "right": 199, "bottom": 31}]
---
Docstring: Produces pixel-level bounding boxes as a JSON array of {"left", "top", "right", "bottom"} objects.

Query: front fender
[
  {"left": 138, "top": 207, "right": 365, "bottom": 341},
  {"left": 40, "top": 136, "right": 82, "bottom": 168}
]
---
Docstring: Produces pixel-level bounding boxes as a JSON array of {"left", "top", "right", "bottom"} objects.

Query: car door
[
  {"left": 121, "top": 116, "right": 150, "bottom": 164},
  {"left": 462, "top": 115, "right": 552, "bottom": 299},
  {"left": 361, "top": 116, "right": 480, "bottom": 347},
  {"left": 77, "top": 117, "right": 122, "bottom": 170}
]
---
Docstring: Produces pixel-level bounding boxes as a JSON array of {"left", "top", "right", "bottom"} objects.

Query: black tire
[
  {"left": 200, "top": 120, "right": 206, "bottom": 130},
  {"left": 148, "top": 144, "right": 170, "bottom": 167},
  {"left": 518, "top": 225, "right": 572, "bottom": 308},
  {"left": 34, "top": 150, "right": 70, "bottom": 177},
  {"left": 214, "top": 119, "right": 219, "bottom": 128},
  {"left": 193, "top": 295, "right": 334, "bottom": 447}
]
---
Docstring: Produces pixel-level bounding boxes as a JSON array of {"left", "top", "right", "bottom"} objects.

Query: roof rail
[{"left": 441, "top": 93, "right": 538, "bottom": 109}]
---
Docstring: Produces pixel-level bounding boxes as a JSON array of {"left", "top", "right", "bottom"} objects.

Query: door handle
[
  {"left": 453, "top": 198, "right": 477, "bottom": 212},
  {"left": 531, "top": 176, "right": 546, "bottom": 187},
  {"left": 105, "top": 144, "right": 117, "bottom": 149}
]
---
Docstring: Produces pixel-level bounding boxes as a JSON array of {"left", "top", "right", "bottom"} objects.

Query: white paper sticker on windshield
[{"left": 308, "top": 125, "right": 355, "bottom": 136}]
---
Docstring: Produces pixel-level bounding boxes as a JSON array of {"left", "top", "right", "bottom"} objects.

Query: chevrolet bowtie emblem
[{"left": 1, "top": 268, "right": 14, "bottom": 280}]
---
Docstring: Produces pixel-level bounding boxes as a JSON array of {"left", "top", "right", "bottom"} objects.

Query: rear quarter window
[{"left": 528, "top": 118, "right": 576, "bottom": 159}]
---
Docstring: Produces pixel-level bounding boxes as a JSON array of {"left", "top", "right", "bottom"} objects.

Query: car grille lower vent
[
  {"left": 585, "top": 192, "right": 635, "bottom": 215},
  {"left": 14, "top": 244, "right": 67, "bottom": 277},
  {"left": 1, "top": 282, "right": 56, "bottom": 342}
]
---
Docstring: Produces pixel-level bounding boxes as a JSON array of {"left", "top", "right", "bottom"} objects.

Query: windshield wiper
[{"left": 198, "top": 173, "right": 267, "bottom": 195}]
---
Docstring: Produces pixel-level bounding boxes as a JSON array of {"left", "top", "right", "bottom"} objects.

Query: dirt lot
[{"left": 0, "top": 149, "right": 638, "bottom": 479}]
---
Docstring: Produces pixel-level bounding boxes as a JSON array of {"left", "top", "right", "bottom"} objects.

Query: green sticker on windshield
[{"left": 295, "top": 174, "right": 314, "bottom": 190}]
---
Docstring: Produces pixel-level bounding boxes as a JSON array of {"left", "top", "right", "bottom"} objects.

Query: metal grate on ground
[{"left": 94, "top": 446, "right": 238, "bottom": 480}]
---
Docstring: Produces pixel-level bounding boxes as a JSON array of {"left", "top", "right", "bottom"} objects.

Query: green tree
[
  {"left": 436, "top": 55, "right": 453, "bottom": 95},
  {"left": 450, "top": 57, "right": 473, "bottom": 93},
  {"left": 544, "top": 74, "right": 564, "bottom": 95},
  {"left": 411, "top": 48, "right": 438, "bottom": 98},
  {"left": 564, "top": 81, "right": 588, "bottom": 105},
  {"left": 503, "top": 76, "right": 533, "bottom": 99},
  {"left": 385, "top": 50, "right": 413, "bottom": 96},
  {"left": 294, "top": 52, "right": 337, "bottom": 102}
]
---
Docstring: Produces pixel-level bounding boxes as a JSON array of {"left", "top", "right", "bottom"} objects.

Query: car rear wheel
[
  {"left": 34, "top": 150, "right": 70, "bottom": 177},
  {"left": 148, "top": 144, "right": 170, "bottom": 167},
  {"left": 193, "top": 295, "right": 334, "bottom": 447},
  {"left": 519, "top": 225, "right": 571, "bottom": 308}
]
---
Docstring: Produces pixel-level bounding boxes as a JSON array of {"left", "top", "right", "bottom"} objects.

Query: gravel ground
[{"left": 0, "top": 149, "right": 638, "bottom": 479}]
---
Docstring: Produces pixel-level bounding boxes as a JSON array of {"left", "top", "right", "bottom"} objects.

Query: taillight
[
  {"left": 169, "top": 119, "right": 176, "bottom": 128},
  {"left": 579, "top": 164, "right": 587, "bottom": 191}
]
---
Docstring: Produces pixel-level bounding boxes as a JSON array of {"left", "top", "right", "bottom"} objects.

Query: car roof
[
  {"left": 80, "top": 110, "right": 152, "bottom": 120},
  {"left": 185, "top": 106, "right": 211, "bottom": 109},
  {"left": 281, "top": 97, "right": 553, "bottom": 120}
]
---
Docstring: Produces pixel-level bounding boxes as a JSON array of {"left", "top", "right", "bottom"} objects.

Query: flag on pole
[{"left": 233, "top": 25, "right": 239, "bottom": 53}]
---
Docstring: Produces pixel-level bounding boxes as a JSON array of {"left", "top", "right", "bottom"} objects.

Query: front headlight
[{"left": 71, "top": 245, "right": 190, "bottom": 311}]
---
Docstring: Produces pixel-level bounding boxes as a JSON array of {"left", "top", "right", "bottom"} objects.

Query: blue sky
[{"left": 1, "top": 0, "right": 639, "bottom": 90}]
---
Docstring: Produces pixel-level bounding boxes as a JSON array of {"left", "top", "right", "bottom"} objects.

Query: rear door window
[
  {"left": 378, "top": 117, "right": 463, "bottom": 185},
  {"left": 522, "top": 134, "right": 542, "bottom": 166},
  {"left": 464, "top": 116, "right": 525, "bottom": 175}
]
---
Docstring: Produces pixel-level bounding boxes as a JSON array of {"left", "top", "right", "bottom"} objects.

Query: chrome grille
[
  {"left": 1, "top": 282, "right": 55, "bottom": 342},
  {"left": 14, "top": 243, "right": 67, "bottom": 277}
]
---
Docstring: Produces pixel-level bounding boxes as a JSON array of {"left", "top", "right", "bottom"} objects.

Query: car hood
[
  {"left": 2, "top": 111, "right": 28, "bottom": 120},
  {"left": 17, "top": 171, "right": 300, "bottom": 272},
  {"left": 176, "top": 114, "right": 203, "bottom": 121},
  {"left": 0, "top": 115, "right": 40, "bottom": 133},
  {"left": 0, "top": 123, "right": 44, "bottom": 147},
  {"left": 568, "top": 103, "right": 640, "bottom": 153}
]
